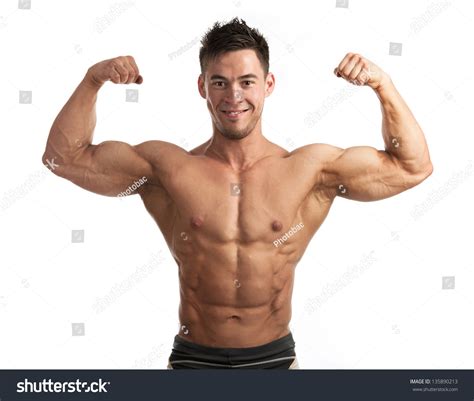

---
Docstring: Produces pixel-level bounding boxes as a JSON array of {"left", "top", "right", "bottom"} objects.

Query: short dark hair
[{"left": 199, "top": 17, "right": 270, "bottom": 77}]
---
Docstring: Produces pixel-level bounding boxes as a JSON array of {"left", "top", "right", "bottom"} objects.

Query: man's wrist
[
  {"left": 82, "top": 70, "right": 104, "bottom": 90},
  {"left": 372, "top": 73, "right": 393, "bottom": 93}
]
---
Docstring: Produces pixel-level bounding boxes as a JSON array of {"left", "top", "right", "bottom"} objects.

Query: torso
[{"left": 138, "top": 140, "right": 335, "bottom": 347}]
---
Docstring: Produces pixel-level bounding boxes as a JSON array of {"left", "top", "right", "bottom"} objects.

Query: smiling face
[{"left": 198, "top": 49, "right": 275, "bottom": 140}]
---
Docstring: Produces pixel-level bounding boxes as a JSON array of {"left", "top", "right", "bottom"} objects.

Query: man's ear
[
  {"left": 198, "top": 74, "right": 207, "bottom": 99},
  {"left": 265, "top": 72, "right": 275, "bottom": 97}
]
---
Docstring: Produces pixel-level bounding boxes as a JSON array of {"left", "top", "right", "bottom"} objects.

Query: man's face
[{"left": 198, "top": 49, "right": 275, "bottom": 140}]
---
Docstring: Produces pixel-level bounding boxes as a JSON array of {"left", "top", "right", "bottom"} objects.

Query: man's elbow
[
  {"left": 410, "top": 161, "right": 433, "bottom": 186},
  {"left": 41, "top": 153, "right": 63, "bottom": 175},
  {"left": 424, "top": 161, "right": 434, "bottom": 177},
  {"left": 420, "top": 159, "right": 433, "bottom": 179}
]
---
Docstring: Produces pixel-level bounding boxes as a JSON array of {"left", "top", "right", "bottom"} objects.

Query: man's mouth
[{"left": 221, "top": 108, "right": 250, "bottom": 118}]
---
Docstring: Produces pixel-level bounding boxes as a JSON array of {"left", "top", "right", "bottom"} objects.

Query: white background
[{"left": 0, "top": 0, "right": 473, "bottom": 369}]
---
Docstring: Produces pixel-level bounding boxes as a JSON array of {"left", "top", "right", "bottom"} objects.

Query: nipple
[
  {"left": 190, "top": 216, "right": 203, "bottom": 228},
  {"left": 271, "top": 220, "right": 283, "bottom": 231}
]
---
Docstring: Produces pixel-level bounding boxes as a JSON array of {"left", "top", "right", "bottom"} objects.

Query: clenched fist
[
  {"left": 85, "top": 55, "right": 143, "bottom": 87},
  {"left": 333, "top": 53, "right": 390, "bottom": 90}
]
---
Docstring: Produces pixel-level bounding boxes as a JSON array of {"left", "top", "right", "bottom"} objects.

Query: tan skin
[{"left": 42, "top": 51, "right": 433, "bottom": 348}]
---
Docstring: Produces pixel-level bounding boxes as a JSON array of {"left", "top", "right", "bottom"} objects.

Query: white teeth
[{"left": 225, "top": 110, "right": 245, "bottom": 115}]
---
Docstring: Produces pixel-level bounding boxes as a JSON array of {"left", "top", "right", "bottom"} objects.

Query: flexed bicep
[
  {"left": 320, "top": 144, "right": 426, "bottom": 202},
  {"left": 44, "top": 140, "right": 155, "bottom": 197}
]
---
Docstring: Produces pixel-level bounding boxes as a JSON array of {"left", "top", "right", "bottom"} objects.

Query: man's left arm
[{"left": 319, "top": 53, "right": 433, "bottom": 201}]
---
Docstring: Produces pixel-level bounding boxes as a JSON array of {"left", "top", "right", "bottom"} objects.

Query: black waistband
[
  {"left": 169, "top": 332, "right": 296, "bottom": 368},
  {"left": 173, "top": 332, "right": 295, "bottom": 357}
]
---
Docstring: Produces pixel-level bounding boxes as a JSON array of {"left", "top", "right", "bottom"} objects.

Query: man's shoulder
[
  {"left": 289, "top": 143, "right": 342, "bottom": 165},
  {"left": 134, "top": 140, "right": 190, "bottom": 161}
]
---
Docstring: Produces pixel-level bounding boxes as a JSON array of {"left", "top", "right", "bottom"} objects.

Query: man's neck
[{"left": 204, "top": 130, "right": 271, "bottom": 171}]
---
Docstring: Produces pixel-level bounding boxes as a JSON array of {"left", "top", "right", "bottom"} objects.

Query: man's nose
[{"left": 224, "top": 87, "right": 244, "bottom": 102}]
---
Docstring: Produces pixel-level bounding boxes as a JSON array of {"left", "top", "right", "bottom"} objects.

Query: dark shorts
[{"left": 167, "top": 332, "right": 297, "bottom": 369}]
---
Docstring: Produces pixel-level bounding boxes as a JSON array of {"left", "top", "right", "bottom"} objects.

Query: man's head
[{"left": 198, "top": 18, "right": 275, "bottom": 140}]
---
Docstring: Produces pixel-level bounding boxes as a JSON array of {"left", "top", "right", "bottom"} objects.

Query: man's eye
[
  {"left": 244, "top": 81, "right": 254, "bottom": 86},
  {"left": 213, "top": 82, "right": 224, "bottom": 87}
]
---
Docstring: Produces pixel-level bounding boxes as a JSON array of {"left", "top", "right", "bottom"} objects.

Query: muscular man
[{"left": 42, "top": 18, "right": 433, "bottom": 369}]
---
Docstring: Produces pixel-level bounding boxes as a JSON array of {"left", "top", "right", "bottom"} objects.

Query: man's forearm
[
  {"left": 374, "top": 79, "right": 432, "bottom": 174},
  {"left": 42, "top": 71, "right": 102, "bottom": 165}
]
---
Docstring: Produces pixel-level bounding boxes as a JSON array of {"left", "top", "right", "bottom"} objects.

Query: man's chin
[{"left": 219, "top": 129, "right": 251, "bottom": 140}]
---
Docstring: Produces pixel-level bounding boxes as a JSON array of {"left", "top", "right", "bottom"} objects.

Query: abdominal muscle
[
  {"left": 174, "top": 239, "right": 297, "bottom": 348},
  {"left": 139, "top": 144, "right": 331, "bottom": 348}
]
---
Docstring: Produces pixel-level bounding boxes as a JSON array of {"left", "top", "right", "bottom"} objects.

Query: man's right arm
[{"left": 42, "top": 56, "right": 158, "bottom": 197}]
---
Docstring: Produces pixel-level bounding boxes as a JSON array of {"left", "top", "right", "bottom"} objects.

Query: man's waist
[
  {"left": 173, "top": 331, "right": 295, "bottom": 357},
  {"left": 168, "top": 331, "right": 296, "bottom": 368}
]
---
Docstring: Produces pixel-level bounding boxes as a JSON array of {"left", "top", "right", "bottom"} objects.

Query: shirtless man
[{"left": 42, "top": 18, "right": 433, "bottom": 369}]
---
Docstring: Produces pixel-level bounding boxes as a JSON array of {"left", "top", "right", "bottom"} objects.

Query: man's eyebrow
[{"left": 210, "top": 74, "right": 259, "bottom": 81}]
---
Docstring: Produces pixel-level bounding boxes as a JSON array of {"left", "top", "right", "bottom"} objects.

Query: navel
[{"left": 271, "top": 220, "right": 283, "bottom": 232}]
